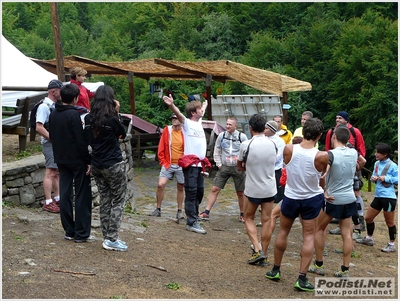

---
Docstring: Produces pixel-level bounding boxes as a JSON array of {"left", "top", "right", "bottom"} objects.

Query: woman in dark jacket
[{"left": 84, "top": 85, "right": 128, "bottom": 252}]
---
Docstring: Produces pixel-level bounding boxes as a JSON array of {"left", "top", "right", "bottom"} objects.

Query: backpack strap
[
  {"left": 328, "top": 126, "right": 358, "bottom": 151},
  {"left": 242, "top": 138, "right": 255, "bottom": 163},
  {"left": 349, "top": 126, "right": 357, "bottom": 151},
  {"left": 380, "top": 160, "right": 393, "bottom": 187}
]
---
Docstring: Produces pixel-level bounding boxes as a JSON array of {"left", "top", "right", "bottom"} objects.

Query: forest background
[{"left": 1, "top": 2, "right": 398, "bottom": 170}]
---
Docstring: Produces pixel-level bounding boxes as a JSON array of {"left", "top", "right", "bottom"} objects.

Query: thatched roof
[{"left": 31, "top": 56, "right": 311, "bottom": 97}]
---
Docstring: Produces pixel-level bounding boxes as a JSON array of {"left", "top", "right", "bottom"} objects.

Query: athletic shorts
[
  {"left": 246, "top": 195, "right": 275, "bottom": 205},
  {"left": 213, "top": 165, "right": 245, "bottom": 191},
  {"left": 281, "top": 193, "right": 324, "bottom": 220},
  {"left": 323, "top": 201, "right": 357, "bottom": 220},
  {"left": 42, "top": 142, "right": 57, "bottom": 169},
  {"left": 370, "top": 197, "right": 397, "bottom": 213},
  {"left": 159, "top": 164, "right": 184, "bottom": 184}
]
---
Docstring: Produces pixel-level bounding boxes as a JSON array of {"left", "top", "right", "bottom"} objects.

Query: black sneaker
[
  {"left": 265, "top": 269, "right": 281, "bottom": 281},
  {"left": 294, "top": 277, "right": 314, "bottom": 292}
]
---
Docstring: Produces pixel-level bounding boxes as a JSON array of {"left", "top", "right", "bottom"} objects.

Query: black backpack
[
  {"left": 30, "top": 100, "right": 52, "bottom": 130},
  {"left": 222, "top": 131, "right": 243, "bottom": 143}
]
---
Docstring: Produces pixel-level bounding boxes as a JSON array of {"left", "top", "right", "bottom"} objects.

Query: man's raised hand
[{"left": 163, "top": 94, "right": 174, "bottom": 106}]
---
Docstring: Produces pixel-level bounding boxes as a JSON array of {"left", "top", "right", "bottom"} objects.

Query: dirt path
[{"left": 2, "top": 156, "right": 398, "bottom": 299}]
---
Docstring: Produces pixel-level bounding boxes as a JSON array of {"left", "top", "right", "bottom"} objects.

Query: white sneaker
[
  {"left": 381, "top": 243, "right": 396, "bottom": 253},
  {"left": 186, "top": 222, "right": 206, "bottom": 234},
  {"left": 352, "top": 231, "right": 362, "bottom": 240},
  {"left": 329, "top": 226, "right": 341, "bottom": 235}
]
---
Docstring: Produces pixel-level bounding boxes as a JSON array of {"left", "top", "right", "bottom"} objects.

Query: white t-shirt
[
  {"left": 238, "top": 135, "right": 277, "bottom": 198},
  {"left": 182, "top": 118, "right": 206, "bottom": 166},
  {"left": 268, "top": 134, "right": 285, "bottom": 170},
  {"left": 36, "top": 97, "right": 55, "bottom": 144}
]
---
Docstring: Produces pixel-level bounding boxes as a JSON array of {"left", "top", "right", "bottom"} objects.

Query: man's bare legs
[
  {"left": 156, "top": 177, "right": 169, "bottom": 208},
  {"left": 314, "top": 211, "right": 332, "bottom": 262},
  {"left": 156, "top": 177, "right": 184, "bottom": 211},
  {"left": 299, "top": 218, "right": 318, "bottom": 274},
  {"left": 244, "top": 197, "right": 262, "bottom": 254},
  {"left": 44, "top": 168, "right": 59, "bottom": 201},
  {"left": 339, "top": 217, "right": 353, "bottom": 268},
  {"left": 203, "top": 186, "right": 221, "bottom": 212},
  {"left": 260, "top": 201, "right": 274, "bottom": 258},
  {"left": 236, "top": 190, "right": 244, "bottom": 216},
  {"left": 176, "top": 183, "right": 184, "bottom": 211},
  {"left": 272, "top": 214, "right": 295, "bottom": 266},
  {"left": 267, "top": 203, "right": 281, "bottom": 240}
]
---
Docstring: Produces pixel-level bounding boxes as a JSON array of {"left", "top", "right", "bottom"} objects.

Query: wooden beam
[
  {"left": 128, "top": 72, "right": 135, "bottom": 115},
  {"left": 206, "top": 74, "right": 212, "bottom": 120},
  {"left": 282, "top": 92, "right": 288, "bottom": 126},
  {"left": 2, "top": 87, "right": 47, "bottom": 91},
  {"left": 50, "top": 2, "right": 65, "bottom": 81}
]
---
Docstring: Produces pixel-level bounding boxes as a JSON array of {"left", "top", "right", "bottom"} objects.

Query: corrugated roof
[{"left": 31, "top": 56, "right": 312, "bottom": 96}]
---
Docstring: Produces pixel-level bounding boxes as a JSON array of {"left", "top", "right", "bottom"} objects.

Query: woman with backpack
[{"left": 356, "top": 143, "right": 398, "bottom": 252}]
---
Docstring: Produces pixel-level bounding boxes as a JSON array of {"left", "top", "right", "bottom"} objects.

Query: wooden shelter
[{"left": 31, "top": 56, "right": 312, "bottom": 123}]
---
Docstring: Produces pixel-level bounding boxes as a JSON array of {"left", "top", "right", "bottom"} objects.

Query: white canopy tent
[{"left": 1, "top": 35, "right": 102, "bottom": 107}]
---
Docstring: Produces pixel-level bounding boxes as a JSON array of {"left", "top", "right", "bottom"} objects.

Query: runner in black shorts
[{"left": 356, "top": 143, "right": 398, "bottom": 253}]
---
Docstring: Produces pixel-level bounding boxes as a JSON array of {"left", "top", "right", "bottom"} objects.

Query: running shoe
[
  {"left": 265, "top": 269, "right": 281, "bottom": 281},
  {"left": 333, "top": 269, "right": 349, "bottom": 281},
  {"left": 381, "top": 243, "right": 396, "bottom": 253},
  {"left": 329, "top": 226, "right": 341, "bottom": 235},
  {"left": 247, "top": 250, "right": 265, "bottom": 264},
  {"left": 356, "top": 236, "right": 374, "bottom": 246},
  {"left": 352, "top": 231, "right": 362, "bottom": 240},
  {"left": 308, "top": 262, "right": 325, "bottom": 276},
  {"left": 149, "top": 208, "right": 161, "bottom": 217},
  {"left": 186, "top": 222, "right": 207, "bottom": 234},
  {"left": 294, "top": 277, "right": 314, "bottom": 291},
  {"left": 258, "top": 257, "right": 270, "bottom": 267}
]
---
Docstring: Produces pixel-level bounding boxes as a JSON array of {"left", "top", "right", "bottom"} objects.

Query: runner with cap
[{"left": 149, "top": 113, "right": 185, "bottom": 220}]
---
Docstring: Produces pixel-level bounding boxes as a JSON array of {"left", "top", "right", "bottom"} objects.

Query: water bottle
[{"left": 353, "top": 175, "right": 360, "bottom": 190}]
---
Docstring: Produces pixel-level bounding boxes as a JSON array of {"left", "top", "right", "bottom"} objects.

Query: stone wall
[{"left": 2, "top": 135, "right": 136, "bottom": 211}]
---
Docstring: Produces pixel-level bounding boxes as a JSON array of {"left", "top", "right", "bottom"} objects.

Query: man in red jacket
[
  {"left": 149, "top": 114, "right": 185, "bottom": 220},
  {"left": 69, "top": 67, "right": 95, "bottom": 110},
  {"left": 325, "top": 111, "right": 366, "bottom": 157},
  {"left": 325, "top": 111, "right": 367, "bottom": 233}
]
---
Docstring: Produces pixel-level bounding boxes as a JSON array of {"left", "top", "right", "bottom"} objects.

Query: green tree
[{"left": 328, "top": 9, "right": 398, "bottom": 163}]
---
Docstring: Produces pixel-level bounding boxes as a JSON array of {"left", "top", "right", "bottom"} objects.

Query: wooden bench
[
  {"left": 2, "top": 93, "right": 47, "bottom": 152},
  {"left": 131, "top": 132, "right": 161, "bottom": 167}
]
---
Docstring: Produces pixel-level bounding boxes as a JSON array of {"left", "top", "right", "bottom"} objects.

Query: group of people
[
  {"left": 36, "top": 71, "right": 129, "bottom": 252},
  {"left": 37, "top": 79, "right": 397, "bottom": 288},
  {"left": 150, "top": 100, "right": 398, "bottom": 293}
]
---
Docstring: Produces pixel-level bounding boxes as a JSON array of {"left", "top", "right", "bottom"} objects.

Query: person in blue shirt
[{"left": 356, "top": 143, "right": 398, "bottom": 252}]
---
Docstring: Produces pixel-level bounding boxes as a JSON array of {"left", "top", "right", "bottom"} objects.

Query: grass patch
[
  {"left": 124, "top": 202, "right": 143, "bottom": 215},
  {"left": 166, "top": 282, "right": 181, "bottom": 290},
  {"left": 139, "top": 221, "right": 148, "bottom": 228}
]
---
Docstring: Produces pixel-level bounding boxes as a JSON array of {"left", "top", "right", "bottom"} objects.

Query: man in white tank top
[{"left": 266, "top": 118, "right": 329, "bottom": 292}]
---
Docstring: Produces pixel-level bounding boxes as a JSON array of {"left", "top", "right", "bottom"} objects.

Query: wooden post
[
  {"left": 206, "top": 74, "right": 212, "bottom": 120},
  {"left": 128, "top": 72, "right": 135, "bottom": 115},
  {"left": 282, "top": 92, "right": 288, "bottom": 125},
  {"left": 50, "top": 2, "right": 65, "bottom": 81}
]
